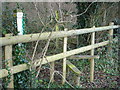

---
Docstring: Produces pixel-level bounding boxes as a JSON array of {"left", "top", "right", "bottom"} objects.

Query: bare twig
[
  {"left": 42, "top": 66, "right": 75, "bottom": 88},
  {"left": 71, "top": 0, "right": 98, "bottom": 18},
  {"left": 33, "top": 2, "right": 45, "bottom": 26},
  {"left": 93, "top": 2, "right": 117, "bottom": 25},
  {"left": 35, "top": 29, "right": 54, "bottom": 78},
  {"left": 31, "top": 2, "right": 53, "bottom": 64}
]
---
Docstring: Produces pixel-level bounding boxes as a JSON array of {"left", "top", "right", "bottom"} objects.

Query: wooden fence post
[
  {"left": 62, "top": 28, "right": 68, "bottom": 84},
  {"left": 108, "top": 22, "right": 114, "bottom": 52},
  {"left": 0, "top": 2, "right": 2, "bottom": 89},
  {"left": 90, "top": 26, "right": 95, "bottom": 82},
  {"left": 75, "top": 75, "right": 80, "bottom": 86},
  {"left": 50, "top": 11, "right": 60, "bottom": 83},
  {"left": 50, "top": 62, "right": 55, "bottom": 82},
  {"left": 5, "top": 34, "right": 14, "bottom": 88}
]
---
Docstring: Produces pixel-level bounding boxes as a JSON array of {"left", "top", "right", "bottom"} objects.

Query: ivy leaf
[{"left": 2, "top": 30, "right": 7, "bottom": 35}]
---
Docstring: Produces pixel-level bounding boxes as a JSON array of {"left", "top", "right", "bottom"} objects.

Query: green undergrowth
[{"left": 69, "top": 34, "right": 119, "bottom": 88}]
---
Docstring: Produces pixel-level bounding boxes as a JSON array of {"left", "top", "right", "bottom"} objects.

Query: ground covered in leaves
[
  {"left": 81, "top": 71, "right": 119, "bottom": 88},
  {"left": 38, "top": 63, "right": 119, "bottom": 88}
]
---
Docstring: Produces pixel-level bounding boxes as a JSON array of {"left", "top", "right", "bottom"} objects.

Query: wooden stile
[
  {"left": 5, "top": 34, "right": 14, "bottom": 88},
  {"left": 66, "top": 60, "right": 81, "bottom": 86},
  {"left": 66, "top": 60, "right": 81, "bottom": 75}
]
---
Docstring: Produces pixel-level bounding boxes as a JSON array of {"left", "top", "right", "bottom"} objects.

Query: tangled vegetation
[{"left": 1, "top": 2, "right": 119, "bottom": 89}]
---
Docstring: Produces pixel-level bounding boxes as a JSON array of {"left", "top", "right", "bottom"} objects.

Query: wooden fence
[{"left": 0, "top": 22, "right": 119, "bottom": 88}]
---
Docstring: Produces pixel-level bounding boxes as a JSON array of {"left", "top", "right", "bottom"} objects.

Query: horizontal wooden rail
[
  {"left": 0, "top": 64, "right": 28, "bottom": 78},
  {"left": 0, "top": 40, "right": 109, "bottom": 78},
  {"left": 68, "top": 55, "right": 99, "bottom": 59},
  {"left": 0, "top": 25, "right": 119, "bottom": 47},
  {"left": 34, "top": 40, "right": 109, "bottom": 66}
]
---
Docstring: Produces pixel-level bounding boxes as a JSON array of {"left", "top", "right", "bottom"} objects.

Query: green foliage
[
  {"left": 96, "top": 34, "right": 118, "bottom": 74},
  {"left": 3, "top": 60, "right": 12, "bottom": 88},
  {"left": 31, "top": 79, "right": 81, "bottom": 88},
  {"left": 74, "top": 3, "right": 97, "bottom": 47},
  {"left": 68, "top": 34, "right": 118, "bottom": 88},
  {"left": 2, "top": 3, "right": 17, "bottom": 35},
  {"left": 2, "top": 3, "right": 31, "bottom": 88}
]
